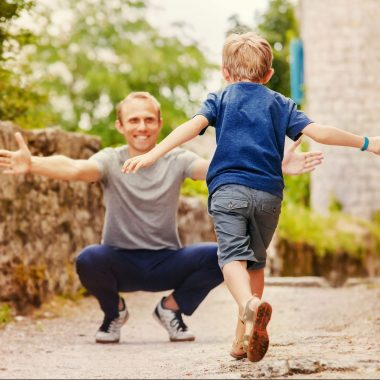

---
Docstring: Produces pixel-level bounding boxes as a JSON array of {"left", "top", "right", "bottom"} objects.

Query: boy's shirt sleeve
[
  {"left": 193, "top": 92, "right": 218, "bottom": 135},
  {"left": 286, "top": 100, "right": 314, "bottom": 141}
]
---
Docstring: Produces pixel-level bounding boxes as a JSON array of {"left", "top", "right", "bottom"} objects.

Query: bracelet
[{"left": 361, "top": 136, "right": 369, "bottom": 151}]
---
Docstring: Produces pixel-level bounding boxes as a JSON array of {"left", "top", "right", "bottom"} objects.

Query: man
[{"left": 0, "top": 92, "right": 323, "bottom": 344}]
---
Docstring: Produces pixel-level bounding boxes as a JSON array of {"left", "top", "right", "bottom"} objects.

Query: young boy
[{"left": 121, "top": 32, "right": 380, "bottom": 362}]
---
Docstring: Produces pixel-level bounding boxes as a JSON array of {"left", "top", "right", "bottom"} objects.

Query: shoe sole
[
  {"left": 152, "top": 312, "right": 195, "bottom": 342},
  {"left": 247, "top": 301, "right": 272, "bottom": 362},
  {"left": 95, "top": 338, "right": 120, "bottom": 344},
  {"left": 95, "top": 311, "right": 129, "bottom": 344}
]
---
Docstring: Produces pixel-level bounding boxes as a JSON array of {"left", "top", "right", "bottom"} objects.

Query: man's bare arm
[
  {"left": 189, "top": 138, "right": 324, "bottom": 181},
  {"left": 0, "top": 132, "right": 102, "bottom": 182}
]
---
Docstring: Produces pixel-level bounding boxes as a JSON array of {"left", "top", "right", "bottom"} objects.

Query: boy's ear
[
  {"left": 222, "top": 67, "right": 231, "bottom": 82},
  {"left": 263, "top": 68, "right": 275, "bottom": 84}
]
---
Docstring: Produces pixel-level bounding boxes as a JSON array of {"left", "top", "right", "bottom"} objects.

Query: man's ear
[
  {"left": 263, "top": 68, "right": 275, "bottom": 84},
  {"left": 115, "top": 119, "right": 124, "bottom": 133}
]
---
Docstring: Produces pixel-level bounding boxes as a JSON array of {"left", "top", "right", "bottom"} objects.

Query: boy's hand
[
  {"left": 122, "top": 152, "right": 157, "bottom": 174},
  {"left": 367, "top": 137, "right": 380, "bottom": 155},
  {"left": 0, "top": 132, "right": 32, "bottom": 175},
  {"left": 282, "top": 138, "right": 324, "bottom": 175}
]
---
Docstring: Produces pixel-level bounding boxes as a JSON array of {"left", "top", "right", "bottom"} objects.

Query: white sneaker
[
  {"left": 95, "top": 297, "right": 129, "bottom": 343},
  {"left": 153, "top": 297, "right": 195, "bottom": 342}
]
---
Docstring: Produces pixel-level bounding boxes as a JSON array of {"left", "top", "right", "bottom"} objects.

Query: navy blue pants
[{"left": 76, "top": 243, "right": 223, "bottom": 320}]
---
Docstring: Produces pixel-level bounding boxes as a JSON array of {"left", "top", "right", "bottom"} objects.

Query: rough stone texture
[
  {"left": 0, "top": 123, "right": 216, "bottom": 312},
  {"left": 300, "top": 0, "right": 380, "bottom": 219},
  {"left": 177, "top": 196, "right": 216, "bottom": 245},
  {"left": 0, "top": 123, "right": 104, "bottom": 312}
]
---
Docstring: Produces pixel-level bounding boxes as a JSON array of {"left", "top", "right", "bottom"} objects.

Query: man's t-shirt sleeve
[
  {"left": 177, "top": 149, "right": 201, "bottom": 180},
  {"left": 89, "top": 148, "right": 113, "bottom": 185},
  {"left": 286, "top": 100, "right": 313, "bottom": 141},
  {"left": 193, "top": 92, "right": 218, "bottom": 135}
]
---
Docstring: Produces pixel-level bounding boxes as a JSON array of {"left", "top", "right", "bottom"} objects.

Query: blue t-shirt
[{"left": 196, "top": 82, "right": 313, "bottom": 198}]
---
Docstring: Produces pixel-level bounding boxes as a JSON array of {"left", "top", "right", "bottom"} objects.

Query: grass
[{"left": 0, "top": 304, "right": 12, "bottom": 329}]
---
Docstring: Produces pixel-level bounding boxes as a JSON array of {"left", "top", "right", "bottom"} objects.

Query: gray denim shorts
[{"left": 208, "top": 184, "right": 282, "bottom": 270}]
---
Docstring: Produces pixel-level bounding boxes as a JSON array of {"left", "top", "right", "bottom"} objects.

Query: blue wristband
[{"left": 361, "top": 136, "right": 369, "bottom": 151}]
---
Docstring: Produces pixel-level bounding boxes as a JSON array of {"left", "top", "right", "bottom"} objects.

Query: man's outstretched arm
[
  {"left": 190, "top": 138, "right": 324, "bottom": 181},
  {"left": 0, "top": 132, "right": 102, "bottom": 182}
]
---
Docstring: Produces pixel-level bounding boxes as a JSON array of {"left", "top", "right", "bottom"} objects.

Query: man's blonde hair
[
  {"left": 222, "top": 32, "right": 273, "bottom": 83},
  {"left": 116, "top": 92, "right": 161, "bottom": 124}
]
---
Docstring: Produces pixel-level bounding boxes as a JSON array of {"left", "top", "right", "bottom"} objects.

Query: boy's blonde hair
[
  {"left": 222, "top": 32, "right": 273, "bottom": 83},
  {"left": 116, "top": 92, "right": 161, "bottom": 124}
]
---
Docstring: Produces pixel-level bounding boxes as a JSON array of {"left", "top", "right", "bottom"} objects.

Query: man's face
[{"left": 117, "top": 98, "right": 162, "bottom": 156}]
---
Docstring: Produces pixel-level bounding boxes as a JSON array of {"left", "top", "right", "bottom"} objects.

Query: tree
[
  {"left": 256, "top": 0, "right": 299, "bottom": 97},
  {"left": 0, "top": 0, "right": 50, "bottom": 128},
  {"left": 27, "top": 0, "right": 216, "bottom": 146}
]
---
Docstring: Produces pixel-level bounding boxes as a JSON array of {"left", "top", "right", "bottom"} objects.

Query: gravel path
[{"left": 1, "top": 278, "right": 380, "bottom": 379}]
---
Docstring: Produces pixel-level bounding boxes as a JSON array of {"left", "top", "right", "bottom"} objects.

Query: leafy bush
[
  {"left": 278, "top": 204, "right": 380, "bottom": 258},
  {"left": 181, "top": 178, "right": 208, "bottom": 198}
]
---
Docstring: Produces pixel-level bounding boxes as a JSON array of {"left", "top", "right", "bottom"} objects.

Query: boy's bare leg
[
  {"left": 223, "top": 261, "right": 256, "bottom": 316},
  {"left": 223, "top": 262, "right": 267, "bottom": 359},
  {"left": 234, "top": 268, "right": 265, "bottom": 338},
  {"left": 223, "top": 262, "right": 264, "bottom": 316}
]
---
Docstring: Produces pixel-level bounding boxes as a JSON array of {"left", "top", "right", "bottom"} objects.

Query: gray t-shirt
[{"left": 90, "top": 146, "right": 200, "bottom": 250}]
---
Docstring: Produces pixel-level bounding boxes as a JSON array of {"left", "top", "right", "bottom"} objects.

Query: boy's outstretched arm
[
  {"left": 122, "top": 115, "right": 208, "bottom": 173},
  {"left": 0, "top": 132, "right": 102, "bottom": 182},
  {"left": 189, "top": 137, "right": 324, "bottom": 180},
  {"left": 302, "top": 123, "right": 380, "bottom": 154}
]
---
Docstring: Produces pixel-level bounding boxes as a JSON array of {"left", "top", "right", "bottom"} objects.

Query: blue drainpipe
[{"left": 290, "top": 38, "right": 304, "bottom": 105}]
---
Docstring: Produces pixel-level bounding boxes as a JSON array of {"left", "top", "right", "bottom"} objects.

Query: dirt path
[{"left": 1, "top": 278, "right": 380, "bottom": 379}]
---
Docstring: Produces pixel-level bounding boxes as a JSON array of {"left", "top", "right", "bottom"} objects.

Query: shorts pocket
[
  {"left": 211, "top": 197, "right": 249, "bottom": 213},
  {"left": 257, "top": 198, "right": 282, "bottom": 229}
]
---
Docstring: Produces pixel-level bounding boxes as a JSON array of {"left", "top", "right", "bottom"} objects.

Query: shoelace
[
  {"left": 169, "top": 310, "right": 188, "bottom": 332},
  {"left": 99, "top": 315, "right": 124, "bottom": 333}
]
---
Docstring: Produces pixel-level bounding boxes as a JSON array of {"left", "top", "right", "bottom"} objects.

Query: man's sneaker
[
  {"left": 153, "top": 297, "right": 195, "bottom": 342},
  {"left": 95, "top": 297, "right": 129, "bottom": 343}
]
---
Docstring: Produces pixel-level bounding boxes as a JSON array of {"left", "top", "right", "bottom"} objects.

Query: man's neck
[{"left": 127, "top": 145, "right": 156, "bottom": 158}]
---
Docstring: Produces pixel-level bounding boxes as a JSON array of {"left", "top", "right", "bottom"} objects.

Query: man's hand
[
  {"left": 282, "top": 138, "right": 324, "bottom": 175},
  {"left": 0, "top": 132, "right": 32, "bottom": 175},
  {"left": 122, "top": 151, "right": 158, "bottom": 174}
]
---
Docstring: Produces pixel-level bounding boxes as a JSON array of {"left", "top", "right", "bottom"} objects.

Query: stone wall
[
  {"left": 0, "top": 124, "right": 216, "bottom": 312},
  {"left": 0, "top": 123, "right": 104, "bottom": 312},
  {"left": 300, "top": 0, "right": 380, "bottom": 219}
]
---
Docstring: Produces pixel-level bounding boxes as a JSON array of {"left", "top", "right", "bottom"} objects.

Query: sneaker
[
  {"left": 95, "top": 297, "right": 129, "bottom": 343},
  {"left": 153, "top": 297, "right": 195, "bottom": 342}
]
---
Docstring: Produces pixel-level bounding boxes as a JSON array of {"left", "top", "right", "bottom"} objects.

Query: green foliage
[
  {"left": 256, "top": 0, "right": 299, "bottom": 97},
  {"left": 27, "top": 0, "right": 215, "bottom": 146},
  {"left": 0, "top": 304, "right": 12, "bottom": 328},
  {"left": 278, "top": 204, "right": 380, "bottom": 258},
  {"left": 181, "top": 178, "right": 208, "bottom": 198},
  {"left": 0, "top": 0, "right": 52, "bottom": 128},
  {"left": 328, "top": 194, "right": 343, "bottom": 212},
  {"left": 282, "top": 140, "right": 311, "bottom": 207},
  {"left": 371, "top": 210, "right": 380, "bottom": 225},
  {"left": 227, "top": 0, "right": 299, "bottom": 97}
]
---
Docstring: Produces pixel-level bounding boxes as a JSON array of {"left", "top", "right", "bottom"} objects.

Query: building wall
[{"left": 300, "top": 0, "right": 380, "bottom": 219}]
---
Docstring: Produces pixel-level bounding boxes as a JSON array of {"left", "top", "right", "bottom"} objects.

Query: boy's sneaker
[
  {"left": 153, "top": 297, "right": 195, "bottom": 342},
  {"left": 95, "top": 297, "right": 129, "bottom": 343}
]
